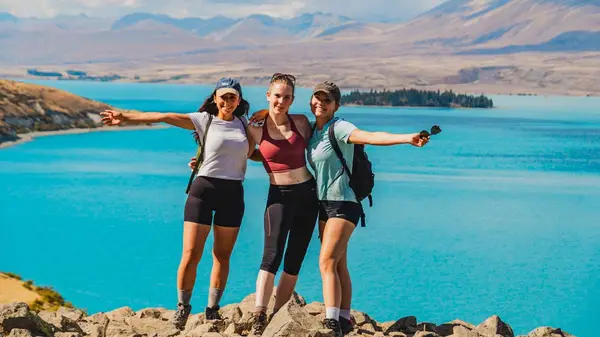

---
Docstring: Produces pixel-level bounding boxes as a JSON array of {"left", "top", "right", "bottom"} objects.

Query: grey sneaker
[
  {"left": 172, "top": 303, "right": 192, "bottom": 330},
  {"left": 323, "top": 318, "right": 344, "bottom": 337},
  {"left": 250, "top": 311, "right": 268, "bottom": 336},
  {"left": 205, "top": 305, "right": 221, "bottom": 320}
]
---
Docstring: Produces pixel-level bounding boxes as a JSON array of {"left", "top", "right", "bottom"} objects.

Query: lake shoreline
[{"left": 0, "top": 125, "right": 166, "bottom": 150}]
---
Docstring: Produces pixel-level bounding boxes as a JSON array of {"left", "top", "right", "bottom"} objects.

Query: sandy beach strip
[
  {"left": 0, "top": 273, "right": 40, "bottom": 304},
  {"left": 0, "top": 124, "right": 168, "bottom": 150}
]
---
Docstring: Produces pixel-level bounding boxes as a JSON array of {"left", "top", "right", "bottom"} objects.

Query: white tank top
[{"left": 188, "top": 112, "right": 249, "bottom": 181}]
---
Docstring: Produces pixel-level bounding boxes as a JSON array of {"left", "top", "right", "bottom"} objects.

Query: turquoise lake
[{"left": 1, "top": 80, "right": 599, "bottom": 336}]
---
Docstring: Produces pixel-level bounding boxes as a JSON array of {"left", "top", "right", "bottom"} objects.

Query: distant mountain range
[
  {"left": 0, "top": 0, "right": 598, "bottom": 66},
  {"left": 0, "top": 0, "right": 599, "bottom": 95}
]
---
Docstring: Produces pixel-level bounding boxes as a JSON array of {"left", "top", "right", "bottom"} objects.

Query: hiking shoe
[
  {"left": 323, "top": 318, "right": 344, "bottom": 337},
  {"left": 172, "top": 303, "right": 192, "bottom": 330},
  {"left": 250, "top": 311, "right": 268, "bottom": 336},
  {"left": 205, "top": 305, "right": 221, "bottom": 320},
  {"left": 339, "top": 316, "right": 354, "bottom": 335}
]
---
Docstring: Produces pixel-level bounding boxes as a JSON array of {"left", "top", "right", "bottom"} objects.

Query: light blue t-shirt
[{"left": 307, "top": 117, "right": 358, "bottom": 202}]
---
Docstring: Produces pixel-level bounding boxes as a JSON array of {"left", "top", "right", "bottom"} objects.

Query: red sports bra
[{"left": 258, "top": 116, "right": 307, "bottom": 173}]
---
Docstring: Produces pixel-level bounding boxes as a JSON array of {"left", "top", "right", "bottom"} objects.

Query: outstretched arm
[
  {"left": 348, "top": 129, "right": 428, "bottom": 147},
  {"left": 100, "top": 110, "right": 195, "bottom": 130}
]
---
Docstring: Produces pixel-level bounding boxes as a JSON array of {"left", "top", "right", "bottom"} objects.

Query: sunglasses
[
  {"left": 419, "top": 125, "right": 442, "bottom": 139},
  {"left": 270, "top": 73, "right": 296, "bottom": 84}
]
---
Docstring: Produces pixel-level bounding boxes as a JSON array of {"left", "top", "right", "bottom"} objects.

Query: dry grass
[{"left": 0, "top": 273, "right": 41, "bottom": 305}]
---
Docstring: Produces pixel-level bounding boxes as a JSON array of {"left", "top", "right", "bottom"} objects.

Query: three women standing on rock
[{"left": 102, "top": 75, "right": 431, "bottom": 337}]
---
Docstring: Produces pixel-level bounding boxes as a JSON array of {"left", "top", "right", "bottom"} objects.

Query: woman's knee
[
  {"left": 181, "top": 247, "right": 203, "bottom": 266},
  {"left": 213, "top": 247, "right": 233, "bottom": 264},
  {"left": 319, "top": 255, "right": 338, "bottom": 274}
]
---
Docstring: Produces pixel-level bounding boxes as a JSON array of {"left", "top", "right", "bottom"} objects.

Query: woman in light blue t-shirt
[{"left": 307, "top": 81, "right": 431, "bottom": 336}]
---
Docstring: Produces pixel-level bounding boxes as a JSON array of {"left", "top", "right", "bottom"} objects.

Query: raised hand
[
  {"left": 100, "top": 110, "right": 126, "bottom": 126},
  {"left": 410, "top": 133, "right": 429, "bottom": 147}
]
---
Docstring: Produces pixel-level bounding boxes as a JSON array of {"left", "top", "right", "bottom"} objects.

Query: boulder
[
  {"left": 0, "top": 302, "right": 54, "bottom": 337},
  {"left": 124, "top": 317, "right": 180, "bottom": 337},
  {"left": 7, "top": 329, "right": 34, "bottom": 337},
  {"left": 436, "top": 320, "right": 476, "bottom": 336},
  {"left": 105, "top": 307, "right": 135, "bottom": 322},
  {"left": 385, "top": 316, "right": 418, "bottom": 334},
  {"left": 262, "top": 299, "right": 323, "bottom": 337},
  {"left": 523, "top": 327, "right": 575, "bottom": 337},
  {"left": 475, "top": 316, "right": 514, "bottom": 337},
  {"left": 219, "top": 304, "right": 243, "bottom": 323},
  {"left": 305, "top": 302, "right": 325, "bottom": 316}
]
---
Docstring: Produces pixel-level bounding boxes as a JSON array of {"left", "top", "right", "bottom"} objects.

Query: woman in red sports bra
[{"left": 244, "top": 73, "right": 319, "bottom": 336}]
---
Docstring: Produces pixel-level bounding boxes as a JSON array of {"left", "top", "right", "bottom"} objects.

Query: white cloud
[{"left": 0, "top": 0, "right": 448, "bottom": 20}]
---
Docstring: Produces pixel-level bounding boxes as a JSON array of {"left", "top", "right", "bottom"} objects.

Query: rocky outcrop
[
  {"left": 0, "top": 296, "right": 577, "bottom": 337},
  {"left": 0, "top": 79, "right": 122, "bottom": 142}
]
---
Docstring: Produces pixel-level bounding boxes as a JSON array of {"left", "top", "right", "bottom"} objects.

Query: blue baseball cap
[{"left": 214, "top": 77, "right": 242, "bottom": 97}]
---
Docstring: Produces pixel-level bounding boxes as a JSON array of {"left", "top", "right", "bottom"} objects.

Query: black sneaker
[
  {"left": 205, "top": 305, "right": 221, "bottom": 320},
  {"left": 323, "top": 318, "right": 344, "bottom": 337},
  {"left": 172, "top": 303, "right": 192, "bottom": 330},
  {"left": 339, "top": 316, "right": 353, "bottom": 335},
  {"left": 250, "top": 311, "right": 268, "bottom": 336}
]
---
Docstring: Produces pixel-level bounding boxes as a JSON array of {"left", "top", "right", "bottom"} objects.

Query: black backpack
[{"left": 328, "top": 120, "right": 374, "bottom": 226}]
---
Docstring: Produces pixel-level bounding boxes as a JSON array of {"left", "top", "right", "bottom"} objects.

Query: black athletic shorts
[
  {"left": 318, "top": 200, "right": 362, "bottom": 226},
  {"left": 184, "top": 176, "right": 244, "bottom": 227}
]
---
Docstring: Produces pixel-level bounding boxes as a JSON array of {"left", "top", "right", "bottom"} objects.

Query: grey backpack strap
[{"left": 185, "top": 114, "right": 213, "bottom": 194}]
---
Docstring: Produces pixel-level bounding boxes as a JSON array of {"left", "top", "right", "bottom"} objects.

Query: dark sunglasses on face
[
  {"left": 270, "top": 73, "right": 296, "bottom": 84},
  {"left": 419, "top": 125, "right": 442, "bottom": 139}
]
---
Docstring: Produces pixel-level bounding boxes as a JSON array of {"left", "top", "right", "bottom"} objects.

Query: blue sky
[{"left": 0, "top": 0, "right": 449, "bottom": 21}]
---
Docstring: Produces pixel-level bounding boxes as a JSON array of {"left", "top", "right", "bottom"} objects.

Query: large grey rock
[
  {"left": 55, "top": 332, "right": 82, "bottom": 337},
  {"left": 182, "top": 314, "right": 204, "bottom": 332},
  {"left": 105, "top": 307, "right": 135, "bottom": 322},
  {"left": 83, "top": 312, "right": 109, "bottom": 326},
  {"left": 436, "top": 320, "right": 476, "bottom": 336},
  {"left": 350, "top": 310, "right": 376, "bottom": 327},
  {"left": 385, "top": 316, "right": 418, "bottom": 334},
  {"left": 219, "top": 304, "right": 242, "bottom": 323},
  {"left": 414, "top": 331, "right": 442, "bottom": 337},
  {"left": 185, "top": 323, "right": 217, "bottom": 337},
  {"left": 124, "top": 317, "right": 180, "bottom": 337},
  {"left": 56, "top": 308, "right": 85, "bottom": 322},
  {"left": 238, "top": 290, "right": 306, "bottom": 316},
  {"left": 104, "top": 320, "right": 138, "bottom": 337},
  {"left": 450, "top": 325, "right": 483, "bottom": 337},
  {"left": 77, "top": 320, "right": 105, "bottom": 337},
  {"left": 0, "top": 302, "right": 55, "bottom": 337},
  {"left": 38, "top": 310, "right": 84, "bottom": 334},
  {"left": 135, "top": 308, "right": 165, "bottom": 320},
  {"left": 262, "top": 299, "right": 323, "bottom": 337},
  {"left": 305, "top": 302, "right": 325, "bottom": 316},
  {"left": 7, "top": 328, "right": 34, "bottom": 337},
  {"left": 523, "top": 327, "right": 575, "bottom": 337},
  {"left": 78, "top": 312, "right": 109, "bottom": 337},
  {"left": 475, "top": 316, "right": 514, "bottom": 337}
]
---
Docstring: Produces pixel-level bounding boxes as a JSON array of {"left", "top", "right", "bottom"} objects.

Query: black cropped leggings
[{"left": 260, "top": 178, "right": 319, "bottom": 276}]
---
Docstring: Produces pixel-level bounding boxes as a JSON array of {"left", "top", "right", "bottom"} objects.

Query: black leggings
[{"left": 260, "top": 178, "right": 319, "bottom": 276}]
